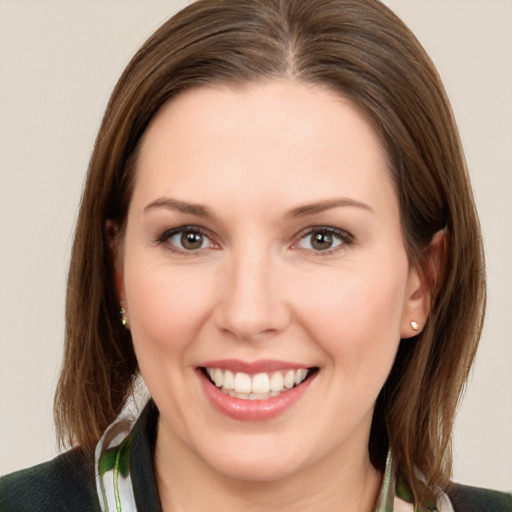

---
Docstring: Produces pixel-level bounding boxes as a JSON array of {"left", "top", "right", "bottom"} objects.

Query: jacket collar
[{"left": 95, "top": 399, "right": 451, "bottom": 512}]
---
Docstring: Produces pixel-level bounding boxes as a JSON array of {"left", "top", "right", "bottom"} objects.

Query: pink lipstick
[{"left": 197, "top": 360, "right": 317, "bottom": 421}]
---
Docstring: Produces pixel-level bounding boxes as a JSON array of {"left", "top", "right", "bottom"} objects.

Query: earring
[
  {"left": 119, "top": 307, "right": 127, "bottom": 327},
  {"left": 410, "top": 320, "right": 419, "bottom": 331}
]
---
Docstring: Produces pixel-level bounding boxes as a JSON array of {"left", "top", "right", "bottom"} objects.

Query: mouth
[{"left": 200, "top": 366, "right": 318, "bottom": 401}]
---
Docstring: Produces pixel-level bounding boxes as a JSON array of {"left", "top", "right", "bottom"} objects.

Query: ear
[
  {"left": 105, "top": 220, "right": 126, "bottom": 306},
  {"left": 400, "top": 229, "right": 447, "bottom": 338}
]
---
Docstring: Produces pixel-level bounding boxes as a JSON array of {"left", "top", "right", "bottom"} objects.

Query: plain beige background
[{"left": 1, "top": 0, "right": 511, "bottom": 490}]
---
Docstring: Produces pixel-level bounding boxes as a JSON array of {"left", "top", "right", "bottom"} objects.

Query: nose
[{"left": 214, "top": 249, "right": 291, "bottom": 342}]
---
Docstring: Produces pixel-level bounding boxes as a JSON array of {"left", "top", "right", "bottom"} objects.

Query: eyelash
[
  {"left": 156, "top": 225, "right": 217, "bottom": 254},
  {"left": 292, "top": 226, "right": 354, "bottom": 255},
  {"left": 155, "top": 225, "right": 354, "bottom": 255}
]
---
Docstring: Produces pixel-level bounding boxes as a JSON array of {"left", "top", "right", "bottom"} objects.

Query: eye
[
  {"left": 157, "top": 226, "right": 216, "bottom": 252},
  {"left": 294, "top": 227, "right": 352, "bottom": 252}
]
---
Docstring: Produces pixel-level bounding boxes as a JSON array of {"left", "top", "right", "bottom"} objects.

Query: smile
[
  {"left": 198, "top": 361, "right": 318, "bottom": 421},
  {"left": 204, "top": 367, "right": 311, "bottom": 400}
]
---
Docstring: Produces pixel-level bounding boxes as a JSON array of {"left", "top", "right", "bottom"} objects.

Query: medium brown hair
[{"left": 55, "top": 0, "right": 485, "bottom": 507}]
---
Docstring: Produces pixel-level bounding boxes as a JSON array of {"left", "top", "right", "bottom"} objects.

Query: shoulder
[
  {"left": 0, "top": 447, "right": 101, "bottom": 512},
  {"left": 446, "top": 482, "right": 512, "bottom": 512}
]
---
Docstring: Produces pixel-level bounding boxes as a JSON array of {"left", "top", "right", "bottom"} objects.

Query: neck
[{"left": 155, "top": 426, "right": 382, "bottom": 512}]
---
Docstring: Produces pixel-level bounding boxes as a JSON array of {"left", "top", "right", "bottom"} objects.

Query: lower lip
[{"left": 198, "top": 370, "right": 316, "bottom": 421}]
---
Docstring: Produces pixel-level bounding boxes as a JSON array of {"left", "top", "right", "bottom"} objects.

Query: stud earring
[
  {"left": 119, "top": 307, "right": 127, "bottom": 327},
  {"left": 410, "top": 320, "right": 419, "bottom": 331}
]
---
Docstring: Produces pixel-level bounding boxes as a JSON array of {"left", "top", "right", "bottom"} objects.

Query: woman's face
[{"left": 118, "top": 80, "right": 426, "bottom": 481}]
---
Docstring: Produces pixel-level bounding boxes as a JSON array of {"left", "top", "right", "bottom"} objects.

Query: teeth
[
  {"left": 252, "top": 373, "right": 270, "bottom": 393},
  {"left": 295, "top": 368, "right": 308, "bottom": 385},
  {"left": 223, "top": 370, "right": 235, "bottom": 390},
  {"left": 205, "top": 367, "right": 311, "bottom": 399},
  {"left": 250, "top": 392, "right": 269, "bottom": 400},
  {"left": 284, "top": 370, "right": 295, "bottom": 389},
  {"left": 234, "top": 372, "right": 252, "bottom": 394},
  {"left": 214, "top": 368, "right": 223, "bottom": 388},
  {"left": 270, "top": 372, "right": 284, "bottom": 391}
]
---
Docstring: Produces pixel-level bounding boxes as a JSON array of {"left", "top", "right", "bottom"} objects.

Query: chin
[
  {"left": 191, "top": 432, "right": 318, "bottom": 483},
  {"left": 207, "top": 454, "right": 306, "bottom": 483}
]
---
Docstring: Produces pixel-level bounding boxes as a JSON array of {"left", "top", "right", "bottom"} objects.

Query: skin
[{"left": 114, "top": 80, "right": 430, "bottom": 511}]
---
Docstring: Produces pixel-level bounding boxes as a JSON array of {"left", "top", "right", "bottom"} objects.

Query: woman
[{"left": 1, "top": 0, "right": 510, "bottom": 510}]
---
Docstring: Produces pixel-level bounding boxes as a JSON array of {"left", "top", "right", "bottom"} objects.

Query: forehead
[{"left": 132, "top": 79, "right": 395, "bottom": 215}]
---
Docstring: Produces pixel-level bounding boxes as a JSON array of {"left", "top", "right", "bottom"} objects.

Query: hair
[{"left": 55, "top": 0, "right": 485, "bottom": 507}]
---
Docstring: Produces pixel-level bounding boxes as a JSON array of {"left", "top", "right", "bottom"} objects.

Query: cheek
[
  {"left": 123, "top": 260, "right": 217, "bottom": 359},
  {"left": 295, "top": 260, "right": 408, "bottom": 371}
]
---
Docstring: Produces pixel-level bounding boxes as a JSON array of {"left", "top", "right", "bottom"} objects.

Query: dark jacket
[{"left": 1, "top": 402, "right": 510, "bottom": 512}]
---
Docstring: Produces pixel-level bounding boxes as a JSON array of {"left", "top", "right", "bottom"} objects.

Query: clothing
[{"left": 1, "top": 400, "right": 510, "bottom": 512}]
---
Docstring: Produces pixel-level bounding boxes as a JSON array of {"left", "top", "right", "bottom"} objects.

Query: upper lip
[{"left": 199, "top": 359, "right": 315, "bottom": 374}]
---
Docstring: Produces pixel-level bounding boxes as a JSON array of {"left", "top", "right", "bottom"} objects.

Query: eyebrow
[
  {"left": 286, "top": 198, "right": 374, "bottom": 218},
  {"left": 143, "top": 198, "right": 213, "bottom": 218},
  {"left": 143, "top": 197, "right": 373, "bottom": 219}
]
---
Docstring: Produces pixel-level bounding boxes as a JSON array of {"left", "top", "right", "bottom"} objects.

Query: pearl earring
[
  {"left": 410, "top": 320, "right": 419, "bottom": 331},
  {"left": 119, "top": 307, "right": 127, "bottom": 327}
]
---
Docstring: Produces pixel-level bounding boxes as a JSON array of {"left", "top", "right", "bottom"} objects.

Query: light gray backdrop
[{"left": 1, "top": 0, "right": 511, "bottom": 490}]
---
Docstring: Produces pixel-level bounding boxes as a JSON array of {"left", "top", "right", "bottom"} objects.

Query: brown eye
[
  {"left": 311, "top": 231, "right": 334, "bottom": 250},
  {"left": 295, "top": 227, "right": 350, "bottom": 253},
  {"left": 160, "top": 227, "right": 215, "bottom": 252},
  {"left": 181, "top": 231, "right": 204, "bottom": 250}
]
